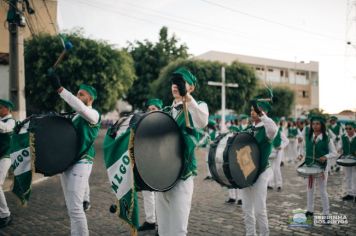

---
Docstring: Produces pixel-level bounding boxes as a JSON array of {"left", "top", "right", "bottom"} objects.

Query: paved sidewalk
[{"left": 1, "top": 130, "right": 355, "bottom": 235}]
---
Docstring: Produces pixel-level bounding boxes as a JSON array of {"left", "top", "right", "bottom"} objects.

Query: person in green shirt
[
  {"left": 48, "top": 69, "right": 101, "bottom": 236},
  {"left": 299, "top": 115, "right": 338, "bottom": 219},
  {"left": 0, "top": 99, "right": 15, "bottom": 228},
  {"left": 328, "top": 116, "right": 344, "bottom": 172},
  {"left": 155, "top": 68, "right": 209, "bottom": 236},
  {"left": 339, "top": 121, "right": 356, "bottom": 202}
]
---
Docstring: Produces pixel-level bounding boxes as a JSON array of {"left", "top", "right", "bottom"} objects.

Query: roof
[{"left": 196, "top": 50, "right": 319, "bottom": 72}]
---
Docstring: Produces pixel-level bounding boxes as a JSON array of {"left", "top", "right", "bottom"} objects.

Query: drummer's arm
[
  {"left": 59, "top": 88, "right": 99, "bottom": 125},
  {"left": 0, "top": 119, "right": 15, "bottom": 133},
  {"left": 280, "top": 132, "right": 289, "bottom": 149},
  {"left": 260, "top": 114, "right": 278, "bottom": 141},
  {"left": 186, "top": 96, "right": 209, "bottom": 129}
]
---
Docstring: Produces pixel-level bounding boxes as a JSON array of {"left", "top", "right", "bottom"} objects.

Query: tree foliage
[
  {"left": 125, "top": 26, "right": 189, "bottom": 109},
  {"left": 255, "top": 86, "right": 295, "bottom": 117},
  {"left": 151, "top": 59, "right": 258, "bottom": 114},
  {"left": 24, "top": 32, "right": 136, "bottom": 114}
]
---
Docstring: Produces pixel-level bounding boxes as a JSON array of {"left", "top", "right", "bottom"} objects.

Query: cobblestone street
[{"left": 1, "top": 130, "right": 355, "bottom": 235}]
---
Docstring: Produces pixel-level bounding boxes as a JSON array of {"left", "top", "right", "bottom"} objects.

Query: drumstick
[{"left": 182, "top": 96, "right": 191, "bottom": 128}]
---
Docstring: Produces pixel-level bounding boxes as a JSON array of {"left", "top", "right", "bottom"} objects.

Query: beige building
[
  {"left": 0, "top": 0, "right": 58, "bottom": 99},
  {"left": 196, "top": 51, "right": 319, "bottom": 116}
]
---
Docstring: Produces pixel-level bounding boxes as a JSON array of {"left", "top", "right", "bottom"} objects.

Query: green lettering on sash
[
  {"left": 114, "top": 173, "right": 123, "bottom": 184},
  {"left": 122, "top": 155, "right": 130, "bottom": 165},
  {"left": 120, "top": 164, "right": 126, "bottom": 174},
  {"left": 17, "top": 154, "right": 23, "bottom": 162},
  {"left": 111, "top": 181, "right": 119, "bottom": 193},
  {"left": 22, "top": 149, "right": 29, "bottom": 157}
]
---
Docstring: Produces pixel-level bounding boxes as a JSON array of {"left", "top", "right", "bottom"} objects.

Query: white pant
[
  {"left": 156, "top": 177, "right": 194, "bottom": 236},
  {"left": 241, "top": 168, "right": 272, "bottom": 236},
  {"left": 306, "top": 171, "right": 329, "bottom": 215},
  {"left": 268, "top": 150, "right": 283, "bottom": 188},
  {"left": 142, "top": 191, "right": 156, "bottom": 223},
  {"left": 0, "top": 158, "right": 11, "bottom": 218},
  {"left": 344, "top": 166, "right": 356, "bottom": 196},
  {"left": 61, "top": 163, "right": 92, "bottom": 236},
  {"left": 205, "top": 148, "right": 211, "bottom": 177},
  {"left": 228, "top": 188, "right": 241, "bottom": 200},
  {"left": 84, "top": 179, "right": 90, "bottom": 202},
  {"left": 285, "top": 139, "right": 298, "bottom": 162}
]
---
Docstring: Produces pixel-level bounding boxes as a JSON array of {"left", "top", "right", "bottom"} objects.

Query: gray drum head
[
  {"left": 134, "top": 111, "right": 184, "bottom": 191},
  {"left": 225, "top": 132, "right": 260, "bottom": 189},
  {"left": 297, "top": 165, "right": 324, "bottom": 177},
  {"left": 337, "top": 155, "right": 356, "bottom": 167}
]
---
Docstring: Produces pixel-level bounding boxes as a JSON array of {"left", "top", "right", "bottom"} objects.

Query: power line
[{"left": 199, "top": 0, "right": 344, "bottom": 42}]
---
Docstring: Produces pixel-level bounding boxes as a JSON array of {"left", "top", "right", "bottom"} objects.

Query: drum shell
[
  {"left": 132, "top": 111, "right": 184, "bottom": 192},
  {"left": 336, "top": 155, "right": 356, "bottom": 167}
]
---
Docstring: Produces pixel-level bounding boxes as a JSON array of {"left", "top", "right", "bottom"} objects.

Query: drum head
[
  {"left": 31, "top": 115, "right": 79, "bottom": 176},
  {"left": 225, "top": 132, "right": 260, "bottom": 189},
  {"left": 133, "top": 111, "right": 184, "bottom": 191},
  {"left": 337, "top": 155, "right": 356, "bottom": 167}
]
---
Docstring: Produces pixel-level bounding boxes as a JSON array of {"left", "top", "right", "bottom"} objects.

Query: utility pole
[
  {"left": 208, "top": 67, "right": 239, "bottom": 132},
  {"left": 7, "top": 0, "right": 27, "bottom": 120}
]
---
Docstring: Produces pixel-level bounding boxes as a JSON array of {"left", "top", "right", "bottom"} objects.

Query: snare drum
[
  {"left": 296, "top": 164, "right": 324, "bottom": 177},
  {"left": 337, "top": 155, "right": 356, "bottom": 167},
  {"left": 208, "top": 132, "right": 260, "bottom": 189}
]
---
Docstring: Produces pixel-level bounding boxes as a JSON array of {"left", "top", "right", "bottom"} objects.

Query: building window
[
  {"left": 280, "top": 70, "right": 284, "bottom": 77},
  {"left": 268, "top": 68, "right": 273, "bottom": 72},
  {"left": 302, "top": 90, "right": 308, "bottom": 98}
]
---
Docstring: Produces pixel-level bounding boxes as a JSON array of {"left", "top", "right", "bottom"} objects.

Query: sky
[{"left": 58, "top": 0, "right": 356, "bottom": 114}]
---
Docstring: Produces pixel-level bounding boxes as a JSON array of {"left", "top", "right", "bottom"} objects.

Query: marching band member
[
  {"left": 299, "top": 115, "right": 338, "bottom": 219},
  {"left": 138, "top": 98, "right": 163, "bottom": 232},
  {"left": 340, "top": 121, "right": 356, "bottom": 202},
  {"left": 155, "top": 68, "right": 208, "bottom": 236},
  {"left": 328, "top": 116, "right": 344, "bottom": 172},
  {"left": 241, "top": 99, "right": 278, "bottom": 236},
  {"left": 0, "top": 99, "right": 15, "bottom": 228},
  {"left": 48, "top": 69, "right": 101, "bottom": 236},
  {"left": 268, "top": 117, "right": 289, "bottom": 191}
]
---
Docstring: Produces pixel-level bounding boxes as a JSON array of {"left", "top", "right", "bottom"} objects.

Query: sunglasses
[{"left": 346, "top": 127, "right": 354, "bottom": 130}]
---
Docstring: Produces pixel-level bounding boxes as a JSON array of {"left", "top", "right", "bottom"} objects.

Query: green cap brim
[
  {"left": 79, "top": 84, "right": 97, "bottom": 100},
  {"left": 0, "top": 99, "right": 14, "bottom": 110}
]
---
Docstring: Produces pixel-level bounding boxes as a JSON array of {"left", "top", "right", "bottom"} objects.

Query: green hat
[
  {"left": 208, "top": 119, "right": 216, "bottom": 126},
  {"left": 146, "top": 98, "right": 163, "bottom": 109},
  {"left": 256, "top": 100, "right": 271, "bottom": 113},
  {"left": 310, "top": 115, "right": 326, "bottom": 124},
  {"left": 239, "top": 114, "right": 249, "bottom": 120},
  {"left": 79, "top": 84, "right": 97, "bottom": 100},
  {"left": 329, "top": 116, "right": 338, "bottom": 121},
  {"left": 0, "top": 99, "right": 14, "bottom": 110},
  {"left": 345, "top": 121, "right": 356, "bottom": 128},
  {"left": 173, "top": 67, "right": 197, "bottom": 86}
]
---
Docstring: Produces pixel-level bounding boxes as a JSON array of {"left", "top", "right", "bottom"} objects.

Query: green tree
[
  {"left": 126, "top": 26, "right": 189, "bottom": 109},
  {"left": 151, "top": 60, "right": 258, "bottom": 114},
  {"left": 24, "top": 32, "right": 136, "bottom": 114},
  {"left": 255, "top": 86, "right": 295, "bottom": 117}
]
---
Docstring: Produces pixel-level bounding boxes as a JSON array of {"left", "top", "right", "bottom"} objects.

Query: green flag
[
  {"left": 10, "top": 132, "right": 33, "bottom": 205},
  {"left": 103, "top": 127, "right": 139, "bottom": 232}
]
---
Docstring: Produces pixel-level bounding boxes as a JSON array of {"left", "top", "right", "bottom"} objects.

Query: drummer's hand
[
  {"left": 47, "top": 68, "right": 62, "bottom": 91},
  {"left": 171, "top": 76, "right": 187, "bottom": 97},
  {"left": 319, "top": 156, "right": 327, "bottom": 163},
  {"left": 298, "top": 137, "right": 303, "bottom": 143},
  {"left": 297, "top": 155, "right": 303, "bottom": 161}
]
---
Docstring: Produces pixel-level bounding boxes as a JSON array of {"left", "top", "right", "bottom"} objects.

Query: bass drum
[
  {"left": 27, "top": 114, "right": 79, "bottom": 176},
  {"left": 208, "top": 132, "right": 260, "bottom": 189},
  {"left": 131, "top": 111, "right": 184, "bottom": 192}
]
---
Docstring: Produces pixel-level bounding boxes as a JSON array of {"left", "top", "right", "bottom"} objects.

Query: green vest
[
  {"left": 72, "top": 112, "right": 101, "bottom": 162},
  {"left": 273, "top": 127, "right": 282, "bottom": 148},
  {"left": 228, "top": 125, "right": 240, "bottom": 133},
  {"left": 288, "top": 127, "right": 298, "bottom": 138},
  {"left": 173, "top": 108, "right": 200, "bottom": 180},
  {"left": 209, "top": 129, "right": 216, "bottom": 141},
  {"left": 305, "top": 134, "right": 329, "bottom": 169},
  {"left": 341, "top": 135, "right": 356, "bottom": 156},
  {"left": 253, "top": 125, "right": 273, "bottom": 174},
  {"left": 329, "top": 124, "right": 341, "bottom": 136},
  {"left": 0, "top": 118, "right": 14, "bottom": 159}
]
